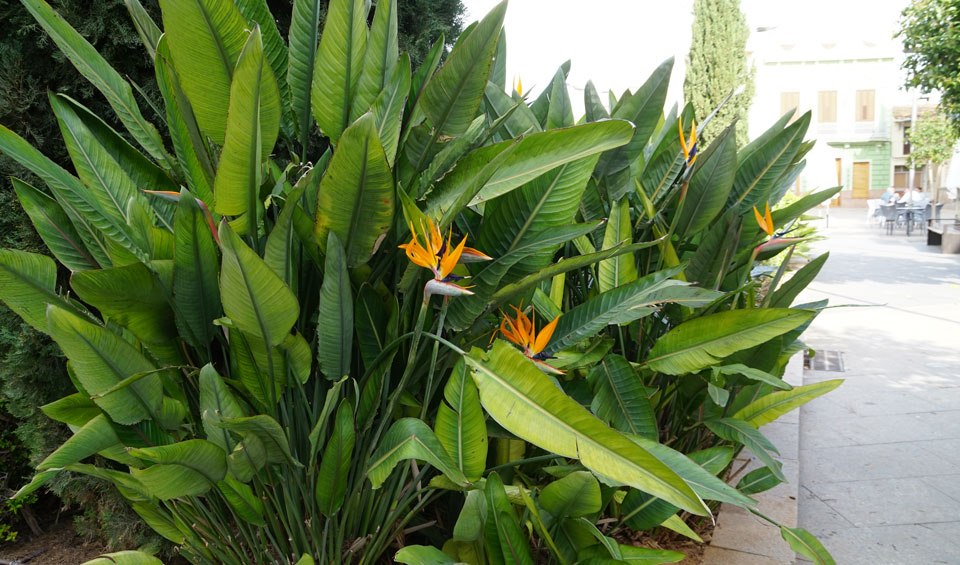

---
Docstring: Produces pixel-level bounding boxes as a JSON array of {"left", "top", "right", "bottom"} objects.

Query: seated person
[
  {"left": 880, "top": 188, "right": 898, "bottom": 204},
  {"left": 898, "top": 187, "right": 929, "bottom": 206}
]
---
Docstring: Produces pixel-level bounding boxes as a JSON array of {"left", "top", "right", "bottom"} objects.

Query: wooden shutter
[
  {"left": 818, "top": 91, "right": 837, "bottom": 123},
  {"left": 856, "top": 90, "right": 875, "bottom": 122},
  {"left": 781, "top": 92, "right": 799, "bottom": 117}
]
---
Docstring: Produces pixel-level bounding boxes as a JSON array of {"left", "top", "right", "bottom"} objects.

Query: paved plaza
[{"left": 797, "top": 207, "right": 960, "bottom": 564}]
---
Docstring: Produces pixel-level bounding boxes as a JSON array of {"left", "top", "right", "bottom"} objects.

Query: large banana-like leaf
[
  {"left": 214, "top": 414, "right": 298, "bottom": 467},
  {"left": 213, "top": 26, "right": 281, "bottom": 227},
  {"left": 82, "top": 551, "right": 164, "bottom": 565},
  {"left": 316, "top": 399, "right": 355, "bottom": 516},
  {"left": 41, "top": 393, "right": 100, "bottom": 427},
  {"left": 264, "top": 185, "right": 306, "bottom": 290},
  {"left": 314, "top": 112, "right": 395, "bottom": 266},
  {"left": 235, "top": 0, "right": 290, "bottom": 125},
  {"left": 468, "top": 341, "right": 708, "bottom": 516},
  {"left": 545, "top": 270, "right": 722, "bottom": 355},
  {"left": 198, "top": 364, "right": 244, "bottom": 453},
  {"left": 155, "top": 36, "right": 215, "bottom": 205},
  {"left": 404, "top": 34, "right": 444, "bottom": 132},
  {"left": 419, "top": 1, "right": 506, "bottom": 138},
  {"left": 12, "top": 178, "right": 98, "bottom": 271},
  {"left": 540, "top": 471, "right": 601, "bottom": 518},
  {"left": 545, "top": 66, "right": 575, "bottom": 130},
  {"left": 22, "top": 0, "right": 174, "bottom": 170},
  {"left": 71, "top": 262, "right": 176, "bottom": 345},
  {"left": 129, "top": 439, "right": 227, "bottom": 499},
  {"left": 36, "top": 414, "right": 119, "bottom": 471},
  {"left": 352, "top": 0, "right": 398, "bottom": 120},
  {"left": 217, "top": 475, "right": 265, "bottom": 525},
  {"left": 768, "top": 252, "right": 829, "bottom": 308},
  {"left": 0, "top": 248, "right": 60, "bottom": 331},
  {"left": 158, "top": 0, "right": 250, "bottom": 145},
  {"left": 371, "top": 54, "right": 411, "bottom": 167},
  {"left": 311, "top": 0, "right": 367, "bottom": 143},
  {"left": 395, "top": 546, "right": 456, "bottom": 565},
  {"left": 483, "top": 81, "right": 541, "bottom": 138},
  {"left": 229, "top": 328, "right": 284, "bottom": 406},
  {"left": 317, "top": 232, "right": 353, "bottom": 379},
  {"left": 587, "top": 354, "right": 656, "bottom": 439},
  {"left": 123, "top": 0, "right": 161, "bottom": 59},
  {"left": 645, "top": 309, "right": 815, "bottom": 375},
  {"left": 673, "top": 126, "right": 737, "bottom": 239},
  {"left": 429, "top": 120, "right": 635, "bottom": 215},
  {"left": 485, "top": 472, "right": 535, "bottom": 565},
  {"left": 219, "top": 222, "right": 299, "bottom": 347},
  {"left": 734, "top": 380, "right": 843, "bottom": 427},
  {"left": 288, "top": 0, "right": 323, "bottom": 149},
  {"left": 705, "top": 418, "right": 784, "bottom": 482},
  {"left": 435, "top": 359, "right": 487, "bottom": 482},
  {"left": 173, "top": 189, "right": 222, "bottom": 349},
  {"left": 728, "top": 112, "right": 810, "bottom": 210},
  {"left": 598, "top": 198, "right": 638, "bottom": 292},
  {"left": 366, "top": 418, "right": 468, "bottom": 488},
  {"left": 46, "top": 304, "right": 163, "bottom": 424},
  {"left": 583, "top": 81, "right": 609, "bottom": 122},
  {"left": 781, "top": 526, "right": 836, "bottom": 565}
]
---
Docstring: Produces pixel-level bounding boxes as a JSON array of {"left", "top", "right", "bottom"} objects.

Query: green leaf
[
  {"left": 46, "top": 305, "right": 162, "bottom": 425},
  {"left": 734, "top": 380, "right": 843, "bottom": 427},
  {"left": 129, "top": 439, "right": 227, "bottom": 499},
  {"left": 154, "top": 36, "right": 215, "bottom": 204},
  {"left": 484, "top": 472, "right": 534, "bottom": 565},
  {"left": 686, "top": 446, "right": 734, "bottom": 475},
  {"left": 41, "top": 393, "right": 100, "bottom": 427},
  {"left": 660, "top": 514, "right": 702, "bottom": 542},
  {"left": 371, "top": 54, "right": 411, "bottom": 167},
  {"left": 546, "top": 270, "right": 722, "bottom": 354},
  {"left": 12, "top": 178, "right": 98, "bottom": 270},
  {"left": 729, "top": 113, "right": 810, "bottom": 210},
  {"left": 545, "top": 65, "right": 574, "bottom": 129},
  {"left": 404, "top": 33, "right": 444, "bottom": 131},
  {"left": 598, "top": 198, "right": 638, "bottom": 292},
  {"left": 540, "top": 471, "right": 601, "bottom": 518},
  {"left": 311, "top": 0, "right": 367, "bottom": 143},
  {"left": 22, "top": 0, "right": 173, "bottom": 169},
  {"left": 214, "top": 414, "right": 299, "bottom": 467},
  {"left": 435, "top": 359, "right": 488, "bottom": 482},
  {"left": 769, "top": 252, "right": 829, "bottom": 308},
  {"left": 588, "top": 354, "right": 656, "bottom": 439},
  {"left": 219, "top": 221, "right": 299, "bottom": 347},
  {"left": 583, "top": 81, "right": 610, "bottom": 122},
  {"left": 213, "top": 25, "right": 282, "bottom": 227},
  {"left": 468, "top": 341, "right": 708, "bottom": 516},
  {"left": 173, "top": 189, "right": 222, "bottom": 349},
  {"left": 288, "top": 0, "right": 323, "bottom": 149},
  {"left": 705, "top": 418, "right": 784, "bottom": 482},
  {"left": 0, "top": 125, "right": 112, "bottom": 266},
  {"left": 645, "top": 309, "right": 815, "bottom": 375},
  {"left": 37, "top": 414, "right": 119, "bottom": 471},
  {"left": 158, "top": 0, "right": 250, "bottom": 145},
  {"left": 317, "top": 232, "right": 354, "bottom": 378},
  {"left": 352, "top": 0, "right": 398, "bottom": 120},
  {"left": 198, "top": 364, "right": 244, "bottom": 452},
  {"left": 314, "top": 112, "right": 395, "bottom": 266},
  {"left": 429, "top": 120, "right": 635, "bottom": 214},
  {"left": 70, "top": 262, "right": 176, "bottom": 345},
  {"left": 454, "top": 489, "right": 487, "bottom": 541},
  {"left": 674, "top": 126, "right": 738, "bottom": 239},
  {"left": 395, "top": 545, "right": 456, "bottom": 565},
  {"left": 217, "top": 475, "right": 265, "bottom": 525},
  {"left": 81, "top": 551, "right": 164, "bottom": 565},
  {"left": 714, "top": 363, "right": 792, "bottom": 390},
  {"left": 264, "top": 185, "right": 306, "bottom": 289},
  {"left": 316, "top": 399, "right": 355, "bottom": 516},
  {"left": 366, "top": 418, "right": 468, "bottom": 488},
  {"left": 737, "top": 466, "right": 783, "bottom": 495},
  {"left": 420, "top": 1, "right": 505, "bottom": 137},
  {"left": 124, "top": 0, "right": 162, "bottom": 59},
  {"left": 129, "top": 501, "right": 184, "bottom": 543},
  {"left": 229, "top": 328, "right": 284, "bottom": 407},
  {"left": 578, "top": 543, "right": 684, "bottom": 564},
  {"left": 780, "top": 526, "right": 836, "bottom": 565},
  {"left": 235, "top": 0, "right": 290, "bottom": 130},
  {"left": 0, "top": 248, "right": 59, "bottom": 332}
]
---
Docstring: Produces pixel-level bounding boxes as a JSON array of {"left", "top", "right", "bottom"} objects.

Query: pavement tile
[
  {"left": 805, "top": 477, "right": 959, "bottom": 527},
  {"left": 702, "top": 546, "right": 784, "bottom": 565},
  {"left": 797, "top": 485, "right": 855, "bottom": 536},
  {"left": 800, "top": 442, "right": 958, "bottom": 484},
  {"left": 810, "top": 524, "right": 960, "bottom": 565}
]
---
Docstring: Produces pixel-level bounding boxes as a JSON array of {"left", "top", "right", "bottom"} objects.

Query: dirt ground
[{"left": 0, "top": 518, "right": 107, "bottom": 565}]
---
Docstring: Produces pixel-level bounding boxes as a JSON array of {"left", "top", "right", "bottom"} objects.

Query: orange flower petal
[{"left": 533, "top": 315, "right": 560, "bottom": 355}]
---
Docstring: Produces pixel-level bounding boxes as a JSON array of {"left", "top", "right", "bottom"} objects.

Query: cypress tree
[{"left": 683, "top": 0, "right": 755, "bottom": 147}]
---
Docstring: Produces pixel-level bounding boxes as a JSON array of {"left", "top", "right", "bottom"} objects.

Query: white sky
[{"left": 462, "top": 0, "right": 912, "bottom": 117}]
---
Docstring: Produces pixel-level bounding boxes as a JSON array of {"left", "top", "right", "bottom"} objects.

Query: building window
[
  {"left": 894, "top": 165, "right": 923, "bottom": 189},
  {"left": 903, "top": 125, "right": 911, "bottom": 155},
  {"left": 856, "top": 90, "right": 875, "bottom": 122},
  {"left": 818, "top": 91, "right": 837, "bottom": 123},
  {"left": 781, "top": 92, "right": 799, "bottom": 117}
]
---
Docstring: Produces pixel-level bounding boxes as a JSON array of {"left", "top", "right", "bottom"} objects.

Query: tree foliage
[
  {"left": 683, "top": 0, "right": 755, "bottom": 147},
  {"left": 898, "top": 0, "right": 960, "bottom": 134}
]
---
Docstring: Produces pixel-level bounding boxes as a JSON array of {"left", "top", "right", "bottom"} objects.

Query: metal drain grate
[{"left": 804, "top": 350, "right": 845, "bottom": 372}]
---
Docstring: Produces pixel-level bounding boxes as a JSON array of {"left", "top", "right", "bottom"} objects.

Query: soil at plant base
[
  {"left": 620, "top": 516, "right": 716, "bottom": 565},
  {"left": 0, "top": 517, "right": 107, "bottom": 564}
]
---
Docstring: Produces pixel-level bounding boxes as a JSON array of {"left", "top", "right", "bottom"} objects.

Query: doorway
[{"left": 852, "top": 162, "right": 870, "bottom": 198}]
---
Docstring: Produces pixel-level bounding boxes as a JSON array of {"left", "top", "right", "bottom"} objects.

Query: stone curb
[{"left": 702, "top": 353, "right": 803, "bottom": 564}]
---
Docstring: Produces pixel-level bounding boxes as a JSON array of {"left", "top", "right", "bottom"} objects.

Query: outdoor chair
[
  {"left": 935, "top": 202, "right": 945, "bottom": 224},
  {"left": 918, "top": 203, "right": 933, "bottom": 230},
  {"left": 879, "top": 204, "right": 899, "bottom": 235}
]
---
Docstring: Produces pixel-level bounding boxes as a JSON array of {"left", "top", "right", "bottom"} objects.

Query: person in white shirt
[{"left": 898, "top": 187, "right": 929, "bottom": 206}]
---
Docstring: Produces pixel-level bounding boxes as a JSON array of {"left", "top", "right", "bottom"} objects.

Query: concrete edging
[{"left": 702, "top": 353, "right": 803, "bottom": 564}]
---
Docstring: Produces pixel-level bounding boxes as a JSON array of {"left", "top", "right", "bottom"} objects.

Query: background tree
[
  {"left": 906, "top": 111, "right": 958, "bottom": 201},
  {"left": 683, "top": 0, "right": 755, "bottom": 148},
  {"left": 897, "top": 0, "right": 960, "bottom": 134},
  {"left": 0, "top": 0, "right": 462, "bottom": 549}
]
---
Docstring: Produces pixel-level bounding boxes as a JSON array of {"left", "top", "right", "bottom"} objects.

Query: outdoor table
[{"left": 903, "top": 206, "right": 925, "bottom": 236}]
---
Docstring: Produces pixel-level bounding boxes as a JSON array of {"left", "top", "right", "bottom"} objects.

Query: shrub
[{"left": 0, "top": 1, "right": 838, "bottom": 563}]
